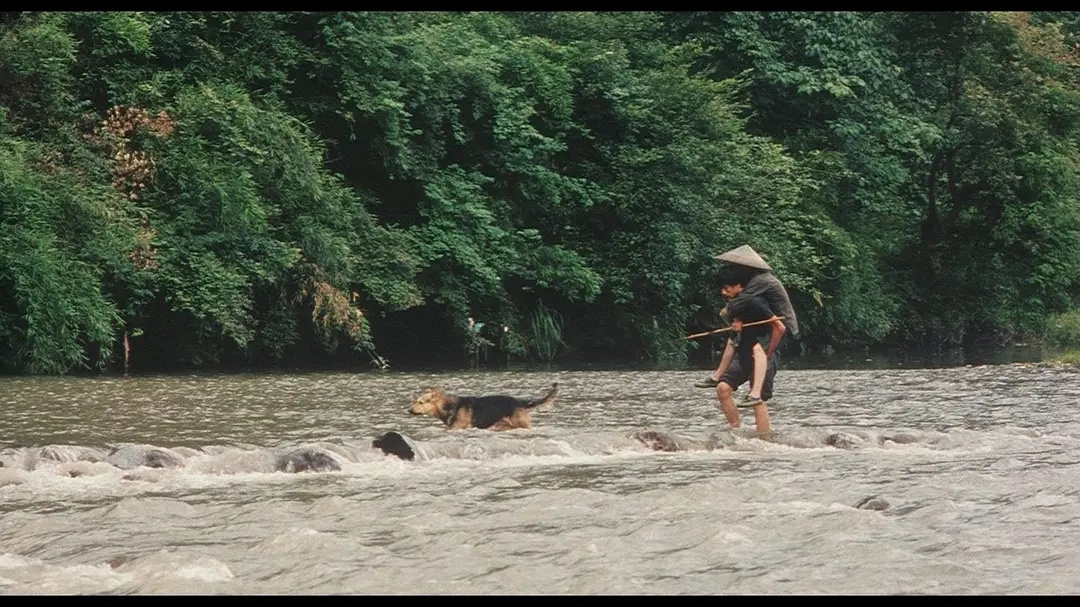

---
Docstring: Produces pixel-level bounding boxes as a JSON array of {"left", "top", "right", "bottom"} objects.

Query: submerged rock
[
  {"left": 629, "top": 430, "right": 685, "bottom": 452},
  {"left": 171, "top": 446, "right": 204, "bottom": 458},
  {"left": 39, "top": 445, "right": 106, "bottom": 463},
  {"left": 273, "top": 447, "right": 343, "bottom": 473},
  {"left": 825, "top": 432, "right": 864, "bottom": 450},
  {"left": 880, "top": 432, "right": 918, "bottom": 445},
  {"left": 106, "top": 445, "right": 185, "bottom": 470},
  {"left": 372, "top": 431, "right": 417, "bottom": 461},
  {"left": 703, "top": 430, "right": 739, "bottom": 450},
  {"left": 854, "top": 495, "right": 890, "bottom": 511},
  {"left": 628, "top": 429, "right": 718, "bottom": 453}
]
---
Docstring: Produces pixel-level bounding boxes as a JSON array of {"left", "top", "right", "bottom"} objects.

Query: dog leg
[
  {"left": 447, "top": 407, "right": 474, "bottom": 430},
  {"left": 509, "top": 409, "right": 531, "bottom": 429}
]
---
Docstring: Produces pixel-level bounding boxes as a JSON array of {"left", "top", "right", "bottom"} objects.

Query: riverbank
[{"left": 1045, "top": 350, "right": 1080, "bottom": 368}]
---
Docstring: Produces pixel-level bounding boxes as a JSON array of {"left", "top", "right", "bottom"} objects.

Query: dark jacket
[{"left": 743, "top": 272, "right": 799, "bottom": 337}]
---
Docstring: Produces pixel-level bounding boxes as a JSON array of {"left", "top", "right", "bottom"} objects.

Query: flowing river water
[{"left": 1, "top": 362, "right": 1078, "bottom": 594}]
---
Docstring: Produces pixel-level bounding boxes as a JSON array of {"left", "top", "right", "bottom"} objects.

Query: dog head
[{"left": 408, "top": 387, "right": 449, "bottom": 419}]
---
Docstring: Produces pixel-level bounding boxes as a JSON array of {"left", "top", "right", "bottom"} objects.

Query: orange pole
[{"left": 682, "top": 316, "right": 784, "bottom": 340}]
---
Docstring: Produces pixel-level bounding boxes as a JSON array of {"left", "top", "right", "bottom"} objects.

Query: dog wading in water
[{"left": 408, "top": 383, "right": 559, "bottom": 430}]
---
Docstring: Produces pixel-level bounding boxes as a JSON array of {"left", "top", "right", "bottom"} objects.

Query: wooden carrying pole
[{"left": 682, "top": 316, "right": 784, "bottom": 340}]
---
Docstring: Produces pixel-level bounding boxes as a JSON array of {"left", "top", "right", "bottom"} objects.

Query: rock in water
[
  {"left": 106, "top": 445, "right": 185, "bottom": 470},
  {"left": 630, "top": 430, "right": 683, "bottom": 452},
  {"left": 273, "top": 447, "right": 343, "bottom": 473},
  {"left": 372, "top": 431, "right": 416, "bottom": 461},
  {"left": 39, "top": 445, "right": 105, "bottom": 463},
  {"left": 854, "top": 495, "right": 890, "bottom": 511},
  {"left": 825, "top": 432, "right": 864, "bottom": 450}
]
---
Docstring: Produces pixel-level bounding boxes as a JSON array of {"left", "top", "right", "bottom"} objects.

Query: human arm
[
  {"left": 712, "top": 337, "right": 737, "bottom": 379},
  {"left": 765, "top": 316, "right": 785, "bottom": 358},
  {"left": 730, "top": 294, "right": 782, "bottom": 356}
]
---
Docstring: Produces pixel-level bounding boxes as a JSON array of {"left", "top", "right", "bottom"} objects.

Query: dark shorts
[{"left": 719, "top": 351, "right": 779, "bottom": 401}]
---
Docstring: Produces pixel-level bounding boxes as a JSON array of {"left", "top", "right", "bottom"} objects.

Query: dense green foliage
[{"left": 2, "top": 11, "right": 1079, "bottom": 374}]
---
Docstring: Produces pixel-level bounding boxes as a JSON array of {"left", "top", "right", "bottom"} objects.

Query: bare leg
[
  {"left": 751, "top": 350, "right": 773, "bottom": 434},
  {"left": 716, "top": 381, "right": 740, "bottom": 428},
  {"left": 748, "top": 342, "right": 766, "bottom": 399},
  {"left": 752, "top": 402, "right": 771, "bottom": 434}
]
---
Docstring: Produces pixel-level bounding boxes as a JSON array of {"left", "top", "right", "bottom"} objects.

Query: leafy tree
[{"left": 0, "top": 138, "right": 131, "bottom": 373}]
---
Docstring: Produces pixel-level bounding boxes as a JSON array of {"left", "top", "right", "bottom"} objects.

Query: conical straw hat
[{"left": 714, "top": 244, "right": 772, "bottom": 271}]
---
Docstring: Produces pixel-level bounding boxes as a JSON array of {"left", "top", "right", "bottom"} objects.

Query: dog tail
[{"left": 526, "top": 383, "right": 559, "bottom": 409}]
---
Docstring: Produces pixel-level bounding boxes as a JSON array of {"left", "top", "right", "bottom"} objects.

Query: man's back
[{"left": 743, "top": 272, "right": 799, "bottom": 337}]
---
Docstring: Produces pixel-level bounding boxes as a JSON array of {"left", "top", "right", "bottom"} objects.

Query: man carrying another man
[{"left": 696, "top": 245, "right": 799, "bottom": 434}]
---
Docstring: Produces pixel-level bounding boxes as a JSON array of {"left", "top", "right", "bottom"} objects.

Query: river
[{"left": 1, "top": 361, "right": 1078, "bottom": 594}]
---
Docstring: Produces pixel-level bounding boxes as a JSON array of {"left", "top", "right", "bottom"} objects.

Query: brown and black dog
[{"left": 407, "top": 383, "right": 559, "bottom": 430}]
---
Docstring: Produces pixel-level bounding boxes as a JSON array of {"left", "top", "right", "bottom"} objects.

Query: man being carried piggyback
[{"left": 698, "top": 245, "right": 798, "bottom": 435}]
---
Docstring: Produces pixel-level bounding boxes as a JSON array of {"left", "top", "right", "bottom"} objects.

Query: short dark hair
[{"left": 718, "top": 265, "right": 749, "bottom": 288}]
